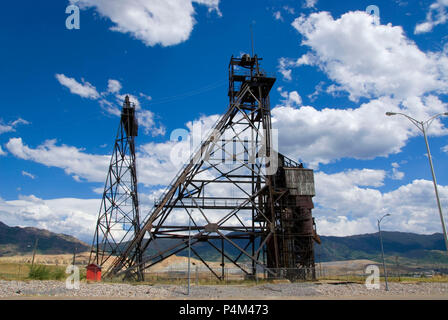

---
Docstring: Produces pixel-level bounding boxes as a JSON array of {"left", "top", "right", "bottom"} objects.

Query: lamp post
[
  {"left": 378, "top": 213, "right": 390, "bottom": 291},
  {"left": 187, "top": 210, "right": 192, "bottom": 296},
  {"left": 386, "top": 112, "right": 448, "bottom": 253}
]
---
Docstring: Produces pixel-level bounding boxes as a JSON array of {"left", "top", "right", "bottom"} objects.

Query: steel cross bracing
[
  {"left": 106, "top": 55, "right": 317, "bottom": 281},
  {"left": 89, "top": 96, "right": 144, "bottom": 280}
]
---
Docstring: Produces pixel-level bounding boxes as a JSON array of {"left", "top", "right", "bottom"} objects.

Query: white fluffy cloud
[
  {"left": 314, "top": 170, "right": 448, "bottom": 236},
  {"left": 22, "top": 171, "right": 36, "bottom": 180},
  {"left": 140, "top": 110, "right": 166, "bottom": 136},
  {"left": 278, "top": 57, "right": 293, "bottom": 81},
  {"left": 55, "top": 74, "right": 100, "bottom": 99},
  {"left": 56, "top": 75, "right": 164, "bottom": 136},
  {"left": 4, "top": 136, "right": 174, "bottom": 186},
  {"left": 6, "top": 138, "right": 110, "bottom": 183},
  {"left": 288, "top": 11, "right": 448, "bottom": 101},
  {"left": 5, "top": 137, "right": 175, "bottom": 186},
  {"left": 272, "top": 11, "right": 448, "bottom": 167},
  {"left": 277, "top": 87, "right": 302, "bottom": 107},
  {"left": 107, "top": 79, "right": 122, "bottom": 93},
  {"left": 137, "top": 113, "right": 220, "bottom": 186},
  {"left": 0, "top": 146, "right": 6, "bottom": 156},
  {"left": 273, "top": 11, "right": 283, "bottom": 21},
  {"left": 304, "top": 0, "right": 318, "bottom": 8},
  {"left": 0, "top": 195, "right": 99, "bottom": 242},
  {"left": 10, "top": 118, "right": 29, "bottom": 127},
  {"left": 315, "top": 169, "right": 385, "bottom": 224},
  {"left": 73, "top": 0, "right": 221, "bottom": 47},
  {"left": 0, "top": 118, "right": 29, "bottom": 135},
  {"left": 415, "top": 0, "right": 448, "bottom": 34},
  {"left": 4, "top": 114, "right": 218, "bottom": 187},
  {"left": 273, "top": 6, "right": 297, "bottom": 22},
  {"left": 98, "top": 98, "right": 121, "bottom": 117},
  {"left": 0, "top": 124, "right": 14, "bottom": 135},
  {"left": 272, "top": 95, "right": 448, "bottom": 167},
  {"left": 138, "top": 141, "right": 180, "bottom": 186},
  {"left": 391, "top": 162, "right": 405, "bottom": 180}
]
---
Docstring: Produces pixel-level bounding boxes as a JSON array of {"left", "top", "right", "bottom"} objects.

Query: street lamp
[
  {"left": 187, "top": 210, "right": 192, "bottom": 296},
  {"left": 386, "top": 111, "right": 448, "bottom": 253},
  {"left": 378, "top": 213, "right": 391, "bottom": 291}
]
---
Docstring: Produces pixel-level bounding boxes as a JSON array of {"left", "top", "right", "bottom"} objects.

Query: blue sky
[{"left": 0, "top": 0, "right": 448, "bottom": 242}]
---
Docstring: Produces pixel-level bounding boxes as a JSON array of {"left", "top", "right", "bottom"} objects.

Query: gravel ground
[
  {"left": 314, "top": 282, "right": 448, "bottom": 298},
  {"left": 1, "top": 280, "right": 447, "bottom": 299}
]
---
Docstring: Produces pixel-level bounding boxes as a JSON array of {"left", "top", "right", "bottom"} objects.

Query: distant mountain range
[
  {"left": 141, "top": 230, "right": 448, "bottom": 265},
  {"left": 0, "top": 221, "right": 446, "bottom": 264},
  {"left": 0, "top": 221, "right": 89, "bottom": 256},
  {"left": 315, "top": 232, "right": 448, "bottom": 264},
  {"left": 168, "top": 231, "right": 448, "bottom": 264}
]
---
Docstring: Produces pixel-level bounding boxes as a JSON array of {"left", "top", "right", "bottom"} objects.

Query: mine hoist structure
[{"left": 103, "top": 54, "right": 319, "bottom": 281}]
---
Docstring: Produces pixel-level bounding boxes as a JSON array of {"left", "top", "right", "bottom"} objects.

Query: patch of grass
[
  {"left": 387, "top": 275, "right": 448, "bottom": 283},
  {"left": 0, "top": 262, "right": 88, "bottom": 281},
  {"left": 0, "top": 263, "right": 30, "bottom": 280},
  {"left": 51, "top": 267, "right": 67, "bottom": 280},
  {"left": 28, "top": 264, "right": 87, "bottom": 281},
  {"left": 318, "top": 274, "right": 448, "bottom": 283},
  {"left": 28, "top": 265, "right": 52, "bottom": 280}
]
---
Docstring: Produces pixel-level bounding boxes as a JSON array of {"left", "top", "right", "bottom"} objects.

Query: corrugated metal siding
[{"left": 284, "top": 168, "right": 315, "bottom": 196}]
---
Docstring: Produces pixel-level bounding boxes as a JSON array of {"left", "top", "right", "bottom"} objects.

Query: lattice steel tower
[
  {"left": 89, "top": 96, "right": 144, "bottom": 280},
  {"left": 106, "top": 55, "right": 319, "bottom": 281}
]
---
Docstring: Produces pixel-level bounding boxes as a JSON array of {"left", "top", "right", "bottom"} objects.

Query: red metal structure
[{"left": 86, "top": 263, "right": 102, "bottom": 282}]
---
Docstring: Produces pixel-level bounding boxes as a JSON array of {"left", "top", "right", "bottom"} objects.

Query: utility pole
[
  {"left": 395, "top": 256, "right": 400, "bottom": 281},
  {"left": 187, "top": 212, "right": 191, "bottom": 296},
  {"left": 378, "top": 214, "right": 390, "bottom": 291},
  {"left": 422, "top": 124, "right": 448, "bottom": 252},
  {"left": 72, "top": 247, "right": 77, "bottom": 266},
  {"left": 31, "top": 238, "right": 39, "bottom": 269}
]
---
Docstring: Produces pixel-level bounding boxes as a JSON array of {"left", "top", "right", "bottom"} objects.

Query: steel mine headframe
[
  {"left": 89, "top": 95, "right": 144, "bottom": 281},
  {"left": 106, "top": 54, "right": 319, "bottom": 281}
]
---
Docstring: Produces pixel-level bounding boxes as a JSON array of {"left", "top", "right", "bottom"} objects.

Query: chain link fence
[
  {"left": 2, "top": 260, "right": 447, "bottom": 284},
  {"left": 141, "top": 261, "right": 448, "bottom": 284}
]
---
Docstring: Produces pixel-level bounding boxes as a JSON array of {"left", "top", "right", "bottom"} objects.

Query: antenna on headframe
[{"left": 250, "top": 21, "right": 255, "bottom": 56}]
